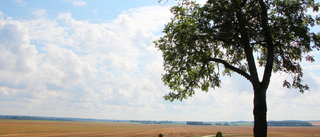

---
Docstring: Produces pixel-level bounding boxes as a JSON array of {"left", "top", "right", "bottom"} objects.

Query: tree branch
[
  {"left": 207, "top": 57, "right": 251, "bottom": 81},
  {"left": 235, "top": 2, "right": 260, "bottom": 84},
  {"left": 258, "top": 0, "right": 275, "bottom": 87}
]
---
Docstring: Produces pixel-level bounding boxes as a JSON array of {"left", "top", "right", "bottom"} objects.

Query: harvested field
[{"left": 1, "top": 120, "right": 320, "bottom": 137}]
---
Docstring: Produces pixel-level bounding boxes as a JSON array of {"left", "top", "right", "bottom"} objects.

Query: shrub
[{"left": 216, "top": 131, "right": 223, "bottom": 137}]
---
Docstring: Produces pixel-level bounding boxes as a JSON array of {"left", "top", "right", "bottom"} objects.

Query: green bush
[{"left": 216, "top": 131, "right": 223, "bottom": 137}]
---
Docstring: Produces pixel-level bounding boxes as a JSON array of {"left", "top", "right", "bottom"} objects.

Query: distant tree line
[
  {"left": 268, "top": 121, "right": 313, "bottom": 127},
  {"left": 0, "top": 115, "right": 75, "bottom": 121},
  {"left": 215, "top": 123, "right": 229, "bottom": 126},
  {"left": 0, "top": 115, "right": 128, "bottom": 122},
  {"left": 131, "top": 120, "right": 173, "bottom": 124},
  {"left": 187, "top": 121, "right": 211, "bottom": 125}
]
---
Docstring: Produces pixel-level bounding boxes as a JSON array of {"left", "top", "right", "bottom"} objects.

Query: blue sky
[{"left": 0, "top": 0, "right": 320, "bottom": 122}]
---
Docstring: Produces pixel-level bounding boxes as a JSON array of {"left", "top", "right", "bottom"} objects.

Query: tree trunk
[{"left": 253, "top": 86, "right": 267, "bottom": 137}]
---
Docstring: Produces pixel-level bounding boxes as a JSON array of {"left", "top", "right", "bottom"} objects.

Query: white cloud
[
  {"left": 38, "top": 44, "right": 97, "bottom": 89},
  {"left": 124, "top": 6, "right": 172, "bottom": 32},
  {"left": 119, "top": 88, "right": 133, "bottom": 98},
  {"left": 31, "top": 9, "right": 47, "bottom": 18},
  {"left": 13, "top": 0, "right": 26, "bottom": 7},
  {"left": 0, "top": 5, "right": 175, "bottom": 120},
  {"left": 266, "top": 70, "right": 320, "bottom": 120},
  {"left": 0, "top": 19, "right": 38, "bottom": 90},
  {"left": 64, "top": 0, "right": 86, "bottom": 6},
  {"left": 23, "top": 18, "right": 67, "bottom": 46},
  {"left": 0, "top": 87, "right": 9, "bottom": 96},
  {"left": 72, "top": 0, "right": 86, "bottom": 6},
  {"left": 195, "top": 0, "right": 207, "bottom": 5},
  {"left": 107, "top": 52, "right": 138, "bottom": 71},
  {"left": 63, "top": 0, "right": 87, "bottom": 6},
  {"left": 0, "top": 11, "right": 5, "bottom": 17},
  {"left": 0, "top": 15, "right": 97, "bottom": 111}
]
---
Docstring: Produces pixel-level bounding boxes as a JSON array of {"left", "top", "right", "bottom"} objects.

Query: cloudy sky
[{"left": 0, "top": 0, "right": 320, "bottom": 122}]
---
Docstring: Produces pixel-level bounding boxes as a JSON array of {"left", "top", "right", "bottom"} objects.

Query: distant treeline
[
  {"left": 0, "top": 115, "right": 127, "bottom": 122},
  {"left": 0, "top": 115, "right": 77, "bottom": 121},
  {"left": 131, "top": 120, "right": 173, "bottom": 124},
  {"left": 268, "top": 121, "right": 313, "bottom": 127},
  {"left": 215, "top": 123, "right": 229, "bottom": 126},
  {"left": 187, "top": 121, "right": 211, "bottom": 125}
]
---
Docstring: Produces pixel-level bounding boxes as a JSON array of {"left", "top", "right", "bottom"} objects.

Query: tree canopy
[{"left": 155, "top": 0, "right": 320, "bottom": 101}]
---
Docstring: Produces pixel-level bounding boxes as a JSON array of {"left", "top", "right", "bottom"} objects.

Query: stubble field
[{"left": 1, "top": 120, "right": 320, "bottom": 137}]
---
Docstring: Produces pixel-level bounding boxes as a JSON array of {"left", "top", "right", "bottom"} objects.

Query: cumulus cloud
[
  {"left": 30, "top": 9, "right": 47, "bottom": 18},
  {"left": 24, "top": 18, "right": 66, "bottom": 45},
  {"left": 13, "top": 0, "right": 26, "bottom": 7},
  {"left": 0, "top": 5, "right": 176, "bottom": 120},
  {"left": 266, "top": 67, "right": 320, "bottom": 120},
  {"left": 64, "top": 0, "right": 86, "bottom": 6},
  {"left": 39, "top": 44, "right": 97, "bottom": 89},
  {"left": 72, "top": 0, "right": 86, "bottom": 6},
  {"left": 0, "top": 19, "right": 38, "bottom": 89},
  {"left": 0, "top": 14, "right": 96, "bottom": 114}
]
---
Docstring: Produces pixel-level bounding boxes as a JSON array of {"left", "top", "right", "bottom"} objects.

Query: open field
[{"left": 1, "top": 120, "right": 320, "bottom": 137}]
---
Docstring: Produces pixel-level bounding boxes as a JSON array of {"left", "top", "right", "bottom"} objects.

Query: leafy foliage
[
  {"left": 216, "top": 131, "right": 223, "bottom": 137},
  {"left": 155, "top": 0, "right": 320, "bottom": 102}
]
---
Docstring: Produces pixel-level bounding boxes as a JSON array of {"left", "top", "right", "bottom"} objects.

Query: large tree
[{"left": 154, "top": 0, "right": 320, "bottom": 136}]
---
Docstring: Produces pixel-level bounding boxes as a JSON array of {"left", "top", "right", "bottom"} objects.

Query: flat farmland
[{"left": 1, "top": 120, "right": 320, "bottom": 137}]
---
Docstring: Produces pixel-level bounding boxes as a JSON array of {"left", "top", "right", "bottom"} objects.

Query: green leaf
[{"left": 155, "top": 0, "right": 319, "bottom": 101}]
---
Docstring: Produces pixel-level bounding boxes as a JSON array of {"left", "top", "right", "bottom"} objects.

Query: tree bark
[{"left": 253, "top": 85, "right": 268, "bottom": 137}]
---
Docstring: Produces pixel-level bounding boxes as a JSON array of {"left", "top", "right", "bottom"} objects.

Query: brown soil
[{"left": 1, "top": 120, "right": 320, "bottom": 137}]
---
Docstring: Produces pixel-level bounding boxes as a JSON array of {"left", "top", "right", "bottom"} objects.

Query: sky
[{"left": 0, "top": 0, "right": 320, "bottom": 122}]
